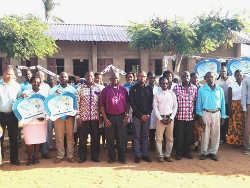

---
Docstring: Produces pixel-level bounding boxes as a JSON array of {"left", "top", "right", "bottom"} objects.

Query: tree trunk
[{"left": 174, "top": 55, "right": 183, "bottom": 76}]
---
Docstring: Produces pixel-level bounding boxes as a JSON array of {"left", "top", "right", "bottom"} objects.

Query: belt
[
  {"left": 161, "top": 114, "right": 171, "bottom": 120},
  {"left": 203, "top": 109, "right": 220, "bottom": 113}
]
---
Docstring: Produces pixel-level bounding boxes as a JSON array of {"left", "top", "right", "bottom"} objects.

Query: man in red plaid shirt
[{"left": 173, "top": 71, "right": 198, "bottom": 160}]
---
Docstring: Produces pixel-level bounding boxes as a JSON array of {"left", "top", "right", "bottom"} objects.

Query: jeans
[{"left": 133, "top": 116, "right": 150, "bottom": 158}]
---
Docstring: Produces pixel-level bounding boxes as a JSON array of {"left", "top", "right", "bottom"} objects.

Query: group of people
[{"left": 0, "top": 64, "right": 250, "bottom": 167}]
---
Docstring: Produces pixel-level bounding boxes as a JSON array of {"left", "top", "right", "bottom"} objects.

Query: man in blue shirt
[{"left": 196, "top": 72, "right": 228, "bottom": 161}]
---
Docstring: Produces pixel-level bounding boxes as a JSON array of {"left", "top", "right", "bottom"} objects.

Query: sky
[{"left": 0, "top": 0, "right": 249, "bottom": 25}]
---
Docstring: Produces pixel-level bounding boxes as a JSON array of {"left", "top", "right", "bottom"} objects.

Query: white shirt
[
  {"left": 40, "top": 82, "right": 51, "bottom": 97},
  {"left": 230, "top": 81, "right": 242, "bottom": 101},
  {"left": 0, "top": 79, "right": 21, "bottom": 113},
  {"left": 153, "top": 89, "right": 178, "bottom": 121}
]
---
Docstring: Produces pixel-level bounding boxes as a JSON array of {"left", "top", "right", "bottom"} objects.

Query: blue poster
[
  {"left": 194, "top": 59, "right": 221, "bottom": 81},
  {"left": 44, "top": 92, "right": 77, "bottom": 121},
  {"left": 12, "top": 94, "right": 46, "bottom": 123},
  {"left": 227, "top": 57, "right": 250, "bottom": 76}
]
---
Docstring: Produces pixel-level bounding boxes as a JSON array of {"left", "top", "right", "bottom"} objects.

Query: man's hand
[
  {"left": 104, "top": 118, "right": 112, "bottom": 128},
  {"left": 122, "top": 115, "right": 129, "bottom": 126},
  {"left": 141, "top": 115, "right": 150, "bottom": 122},
  {"left": 199, "top": 117, "right": 205, "bottom": 129},
  {"left": 56, "top": 89, "right": 62, "bottom": 95},
  {"left": 161, "top": 119, "right": 172, "bottom": 125}
]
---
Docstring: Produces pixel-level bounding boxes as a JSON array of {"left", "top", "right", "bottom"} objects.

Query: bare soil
[{"left": 1, "top": 143, "right": 250, "bottom": 188}]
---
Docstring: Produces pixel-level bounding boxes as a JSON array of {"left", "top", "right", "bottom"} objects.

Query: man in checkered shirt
[{"left": 173, "top": 71, "right": 198, "bottom": 160}]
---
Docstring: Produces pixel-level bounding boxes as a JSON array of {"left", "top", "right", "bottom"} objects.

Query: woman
[
  {"left": 227, "top": 70, "right": 244, "bottom": 146},
  {"left": 21, "top": 76, "right": 48, "bottom": 165}
]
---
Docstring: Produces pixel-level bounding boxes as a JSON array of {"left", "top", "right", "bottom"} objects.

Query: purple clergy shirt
[{"left": 100, "top": 85, "right": 128, "bottom": 115}]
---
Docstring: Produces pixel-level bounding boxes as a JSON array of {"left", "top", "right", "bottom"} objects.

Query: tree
[
  {"left": 0, "top": 15, "right": 58, "bottom": 61},
  {"left": 128, "top": 12, "right": 248, "bottom": 75},
  {"left": 42, "top": 0, "right": 64, "bottom": 23}
]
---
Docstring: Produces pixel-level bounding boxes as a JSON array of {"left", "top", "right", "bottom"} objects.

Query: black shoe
[
  {"left": 26, "top": 159, "right": 33, "bottom": 166},
  {"left": 78, "top": 158, "right": 86, "bottom": 163},
  {"left": 108, "top": 159, "right": 115, "bottom": 164},
  {"left": 91, "top": 158, "right": 100, "bottom": 162},
  {"left": 11, "top": 161, "right": 21, "bottom": 166},
  {"left": 209, "top": 154, "right": 218, "bottom": 161},
  {"left": 200, "top": 154, "right": 207, "bottom": 160},
  {"left": 119, "top": 160, "right": 127, "bottom": 164},
  {"left": 175, "top": 155, "right": 182, "bottom": 160},
  {"left": 42, "top": 154, "right": 50, "bottom": 159},
  {"left": 134, "top": 157, "right": 140, "bottom": 163},
  {"left": 142, "top": 156, "right": 152, "bottom": 162},
  {"left": 183, "top": 153, "right": 193, "bottom": 159}
]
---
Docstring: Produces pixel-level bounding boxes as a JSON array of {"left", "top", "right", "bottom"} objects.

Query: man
[
  {"left": 196, "top": 72, "right": 228, "bottom": 161},
  {"left": 50, "top": 72, "right": 77, "bottom": 163},
  {"left": 241, "top": 76, "right": 250, "bottom": 155},
  {"left": 163, "top": 70, "right": 176, "bottom": 90},
  {"left": 100, "top": 72, "right": 129, "bottom": 164},
  {"left": 153, "top": 76, "right": 177, "bottom": 162},
  {"left": 147, "top": 72, "right": 161, "bottom": 150},
  {"left": 129, "top": 71, "right": 153, "bottom": 163},
  {"left": 0, "top": 66, "right": 21, "bottom": 165},
  {"left": 94, "top": 72, "right": 104, "bottom": 86},
  {"left": 173, "top": 71, "right": 197, "bottom": 160},
  {"left": 20, "top": 69, "right": 32, "bottom": 93},
  {"left": 216, "top": 65, "right": 234, "bottom": 144},
  {"left": 76, "top": 72, "right": 103, "bottom": 163}
]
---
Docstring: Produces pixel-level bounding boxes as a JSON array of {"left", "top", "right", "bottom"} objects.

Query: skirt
[
  {"left": 227, "top": 100, "right": 244, "bottom": 145},
  {"left": 23, "top": 119, "right": 47, "bottom": 145}
]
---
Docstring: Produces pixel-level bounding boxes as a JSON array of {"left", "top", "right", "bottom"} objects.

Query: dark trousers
[
  {"left": 133, "top": 117, "right": 150, "bottom": 158},
  {"left": 0, "top": 112, "right": 19, "bottom": 162},
  {"left": 105, "top": 114, "right": 126, "bottom": 161},
  {"left": 77, "top": 120, "right": 100, "bottom": 160},
  {"left": 175, "top": 120, "right": 194, "bottom": 156},
  {"left": 220, "top": 104, "right": 229, "bottom": 142}
]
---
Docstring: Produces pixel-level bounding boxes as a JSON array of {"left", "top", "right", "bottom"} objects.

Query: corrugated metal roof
[
  {"left": 49, "top": 24, "right": 130, "bottom": 42},
  {"left": 48, "top": 24, "right": 250, "bottom": 44}
]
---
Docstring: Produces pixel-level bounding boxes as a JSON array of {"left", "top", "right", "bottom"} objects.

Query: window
[
  {"left": 56, "top": 59, "right": 64, "bottom": 75},
  {"left": 97, "top": 58, "right": 113, "bottom": 72},
  {"left": 0, "top": 57, "right": 2, "bottom": 76},
  {"left": 125, "top": 59, "right": 140, "bottom": 73},
  {"left": 73, "top": 59, "right": 89, "bottom": 78},
  {"left": 155, "top": 59, "right": 162, "bottom": 75}
]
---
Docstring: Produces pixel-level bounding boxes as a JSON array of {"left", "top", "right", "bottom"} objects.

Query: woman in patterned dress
[{"left": 227, "top": 70, "right": 244, "bottom": 146}]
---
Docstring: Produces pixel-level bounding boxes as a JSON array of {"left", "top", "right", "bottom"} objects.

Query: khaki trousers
[
  {"left": 55, "top": 117, "right": 74, "bottom": 159},
  {"left": 201, "top": 111, "right": 221, "bottom": 155},
  {"left": 155, "top": 119, "right": 174, "bottom": 158},
  {"left": 243, "top": 105, "right": 250, "bottom": 150}
]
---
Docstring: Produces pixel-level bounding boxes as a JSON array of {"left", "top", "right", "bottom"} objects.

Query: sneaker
[
  {"left": 200, "top": 154, "right": 207, "bottom": 160},
  {"left": 108, "top": 159, "right": 115, "bottom": 164},
  {"left": 242, "top": 150, "right": 249, "bottom": 155},
  {"left": 164, "top": 157, "right": 173, "bottom": 162},
  {"left": 158, "top": 157, "right": 165, "bottom": 162},
  {"left": 142, "top": 156, "right": 152, "bottom": 162},
  {"left": 78, "top": 158, "right": 86, "bottom": 163},
  {"left": 209, "top": 154, "right": 218, "bottom": 161},
  {"left": 175, "top": 155, "right": 182, "bottom": 160},
  {"left": 54, "top": 158, "right": 63, "bottom": 164}
]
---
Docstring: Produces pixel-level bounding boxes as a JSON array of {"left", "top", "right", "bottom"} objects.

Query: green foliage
[
  {"left": 0, "top": 15, "right": 58, "bottom": 61},
  {"left": 128, "top": 13, "right": 248, "bottom": 56},
  {"left": 42, "top": 0, "right": 64, "bottom": 23}
]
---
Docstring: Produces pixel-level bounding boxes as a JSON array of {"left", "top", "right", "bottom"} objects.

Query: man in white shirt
[{"left": 153, "top": 76, "right": 178, "bottom": 162}]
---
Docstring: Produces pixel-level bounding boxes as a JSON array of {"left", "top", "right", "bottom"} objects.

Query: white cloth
[
  {"left": 40, "top": 82, "right": 51, "bottom": 96},
  {"left": 216, "top": 76, "right": 234, "bottom": 104},
  {"left": 150, "top": 85, "right": 161, "bottom": 129},
  {"left": 153, "top": 89, "right": 178, "bottom": 121},
  {"left": 230, "top": 81, "right": 242, "bottom": 101},
  {"left": 0, "top": 79, "right": 21, "bottom": 113}
]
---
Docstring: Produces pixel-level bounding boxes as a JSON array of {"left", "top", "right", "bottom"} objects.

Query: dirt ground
[{"left": 1, "top": 143, "right": 250, "bottom": 188}]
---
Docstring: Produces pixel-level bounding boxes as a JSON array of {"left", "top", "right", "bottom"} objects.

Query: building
[{"left": 0, "top": 24, "right": 249, "bottom": 83}]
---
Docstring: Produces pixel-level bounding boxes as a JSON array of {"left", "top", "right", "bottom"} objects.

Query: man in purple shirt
[{"left": 100, "top": 72, "right": 129, "bottom": 164}]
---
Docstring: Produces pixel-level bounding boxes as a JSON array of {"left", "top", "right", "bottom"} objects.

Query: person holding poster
[
  {"left": 21, "top": 76, "right": 48, "bottom": 165},
  {"left": 0, "top": 66, "right": 21, "bottom": 166},
  {"left": 49, "top": 72, "right": 77, "bottom": 163}
]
